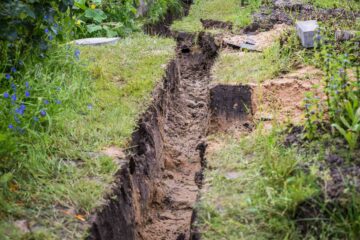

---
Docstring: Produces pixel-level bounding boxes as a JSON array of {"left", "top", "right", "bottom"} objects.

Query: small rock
[
  {"left": 14, "top": 220, "right": 30, "bottom": 233},
  {"left": 335, "top": 30, "right": 357, "bottom": 42},
  {"left": 225, "top": 172, "right": 242, "bottom": 180}
]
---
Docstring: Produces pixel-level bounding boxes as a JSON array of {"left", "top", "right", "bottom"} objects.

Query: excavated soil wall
[
  {"left": 209, "top": 85, "right": 255, "bottom": 131},
  {"left": 87, "top": 32, "right": 219, "bottom": 240}
]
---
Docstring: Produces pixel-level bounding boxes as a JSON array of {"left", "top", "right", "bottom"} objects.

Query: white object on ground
[
  {"left": 73, "top": 37, "right": 120, "bottom": 46},
  {"left": 296, "top": 20, "right": 319, "bottom": 48}
]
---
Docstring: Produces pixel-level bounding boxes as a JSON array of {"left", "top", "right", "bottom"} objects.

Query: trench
[{"left": 87, "top": 31, "right": 222, "bottom": 240}]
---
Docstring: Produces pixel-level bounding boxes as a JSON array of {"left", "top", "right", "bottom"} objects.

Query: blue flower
[
  {"left": 45, "top": 28, "right": 49, "bottom": 34},
  {"left": 25, "top": 82, "right": 30, "bottom": 88},
  {"left": 14, "top": 115, "right": 21, "bottom": 123},
  {"left": 33, "top": 116, "right": 39, "bottom": 122},
  {"left": 11, "top": 67, "right": 16, "bottom": 73},
  {"left": 4, "top": 92, "right": 9, "bottom": 98},
  {"left": 25, "top": 91, "right": 30, "bottom": 98},
  {"left": 11, "top": 83, "right": 16, "bottom": 91},
  {"left": 11, "top": 94, "right": 16, "bottom": 102},
  {"left": 48, "top": 35, "right": 54, "bottom": 41},
  {"left": 44, "top": 99, "right": 49, "bottom": 105},
  {"left": 54, "top": 24, "right": 58, "bottom": 28},
  {"left": 74, "top": 49, "right": 81, "bottom": 60},
  {"left": 44, "top": 15, "right": 49, "bottom": 20},
  {"left": 8, "top": 124, "right": 14, "bottom": 129},
  {"left": 40, "top": 110, "right": 47, "bottom": 117},
  {"left": 15, "top": 104, "right": 26, "bottom": 115},
  {"left": 5, "top": 74, "right": 11, "bottom": 80},
  {"left": 55, "top": 100, "right": 61, "bottom": 104}
]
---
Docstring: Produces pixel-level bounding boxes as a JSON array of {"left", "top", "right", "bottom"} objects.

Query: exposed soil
[
  {"left": 253, "top": 66, "right": 324, "bottom": 125},
  {"left": 222, "top": 24, "right": 289, "bottom": 51},
  {"left": 200, "top": 19, "right": 233, "bottom": 30},
  {"left": 87, "top": 33, "right": 219, "bottom": 240}
]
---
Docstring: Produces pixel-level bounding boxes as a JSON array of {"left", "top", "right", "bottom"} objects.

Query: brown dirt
[
  {"left": 253, "top": 66, "right": 324, "bottom": 125},
  {"left": 201, "top": 19, "right": 233, "bottom": 30},
  {"left": 222, "top": 24, "right": 289, "bottom": 51},
  {"left": 141, "top": 33, "right": 218, "bottom": 240},
  {"left": 87, "top": 33, "right": 219, "bottom": 240}
]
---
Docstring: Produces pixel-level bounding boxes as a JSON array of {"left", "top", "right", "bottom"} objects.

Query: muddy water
[{"left": 87, "top": 33, "right": 218, "bottom": 240}]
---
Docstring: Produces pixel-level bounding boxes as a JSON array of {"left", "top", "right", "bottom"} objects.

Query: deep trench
[
  {"left": 87, "top": 32, "right": 225, "bottom": 240},
  {"left": 86, "top": 1, "right": 260, "bottom": 239}
]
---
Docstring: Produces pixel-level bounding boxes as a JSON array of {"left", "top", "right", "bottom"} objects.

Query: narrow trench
[{"left": 87, "top": 31, "right": 220, "bottom": 240}]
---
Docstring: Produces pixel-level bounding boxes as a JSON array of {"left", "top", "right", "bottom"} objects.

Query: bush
[{"left": 74, "top": 0, "right": 139, "bottom": 38}]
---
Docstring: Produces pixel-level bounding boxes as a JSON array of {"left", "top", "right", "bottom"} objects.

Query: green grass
[
  {"left": 171, "top": 0, "right": 261, "bottom": 33},
  {"left": 308, "top": 0, "right": 360, "bottom": 10},
  {"left": 0, "top": 33, "right": 175, "bottom": 239},
  {"left": 197, "top": 129, "right": 322, "bottom": 240},
  {"left": 198, "top": 125, "right": 360, "bottom": 239},
  {"left": 212, "top": 43, "right": 294, "bottom": 84}
]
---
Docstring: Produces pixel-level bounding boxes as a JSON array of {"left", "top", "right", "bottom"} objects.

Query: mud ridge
[{"left": 87, "top": 32, "right": 219, "bottom": 240}]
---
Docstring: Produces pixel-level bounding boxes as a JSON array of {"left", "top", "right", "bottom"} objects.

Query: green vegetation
[
  {"left": 308, "top": 0, "right": 360, "bottom": 10},
  {"left": 212, "top": 43, "right": 293, "bottom": 84},
  {"left": 0, "top": 34, "right": 175, "bottom": 239},
  {"left": 171, "top": 0, "right": 261, "bottom": 33},
  {"left": 199, "top": 127, "right": 360, "bottom": 239}
]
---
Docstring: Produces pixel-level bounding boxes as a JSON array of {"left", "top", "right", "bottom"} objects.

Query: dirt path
[{"left": 141, "top": 33, "right": 218, "bottom": 240}]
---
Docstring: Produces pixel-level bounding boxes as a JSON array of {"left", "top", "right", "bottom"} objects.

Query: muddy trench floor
[{"left": 140, "top": 36, "right": 218, "bottom": 240}]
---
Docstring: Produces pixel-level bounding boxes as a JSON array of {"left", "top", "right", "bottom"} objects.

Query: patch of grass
[
  {"left": 308, "top": 0, "right": 360, "bottom": 10},
  {"left": 198, "top": 129, "right": 321, "bottom": 239},
  {"left": 212, "top": 43, "right": 293, "bottom": 84},
  {"left": 0, "top": 33, "right": 175, "bottom": 239},
  {"left": 171, "top": 0, "right": 261, "bottom": 33}
]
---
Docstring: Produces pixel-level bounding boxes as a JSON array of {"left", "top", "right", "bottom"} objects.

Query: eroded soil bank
[{"left": 87, "top": 32, "right": 218, "bottom": 240}]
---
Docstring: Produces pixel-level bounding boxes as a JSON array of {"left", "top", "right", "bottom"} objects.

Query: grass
[
  {"left": 197, "top": 129, "right": 322, "bottom": 240},
  {"left": 0, "top": 33, "right": 175, "bottom": 239},
  {"left": 211, "top": 43, "right": 293, "bottom": 84},
  {"left": 308, "top": 0, "right": 360, "bottom": 10},
  {"left": 171, "top": 0, "right": 261, "bottom": 33}
]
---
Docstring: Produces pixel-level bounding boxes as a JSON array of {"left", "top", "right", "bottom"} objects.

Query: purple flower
[
  {"left": 4, "top": 92, "right": 9, "bottom": 98},
  {"left": 11, "top": 94, "right": 16, "bottom": 102},
  {"left": 45, "top": 28, "right": 49, "bottom": 34},
  {"left": 44, "top": 15, "right": 49, "bottom": 20},
  {"left": 74, "top": 49, "right": 80, "bottom": 60},
  {"left": 8, "top": 124, "right": 14, "bottom": 129},
  {"left": 11, "top": 67, "right": 16, "bottom": 73},
  {"left": 55, "top": 100, "right": 61, "bottom": 104},
  {"left": 40, "top": 110, "right": 46, "bottom": 117},
  {"left": 44, "top": 99, "right": 49, "bottom": 105},
  {"left": 25, "top": 91, "right": 30, "bottom": 98},
  {"left": 48, "top": 35, "right": 54, "bottom": 41},
  {"left": 5, "top": 74, "right": 11, "bottom": 80}
]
